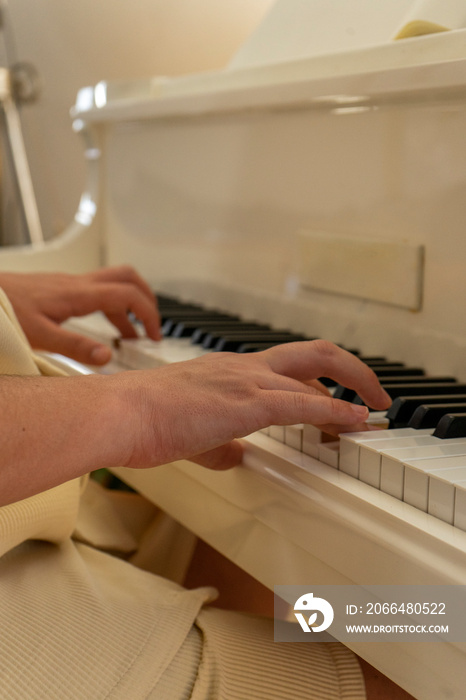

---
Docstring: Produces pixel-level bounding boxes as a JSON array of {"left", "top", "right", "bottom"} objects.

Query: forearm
[
  {"left": 0, "top": 342, "right": 390, "bottom": 506},
  {"left": 0, "top": 374, "right": 131, "bottom": 506}
]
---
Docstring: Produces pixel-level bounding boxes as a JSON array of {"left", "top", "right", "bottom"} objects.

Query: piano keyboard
[{"left": 64, "top": 293, "right": 466, "bottom": 533}]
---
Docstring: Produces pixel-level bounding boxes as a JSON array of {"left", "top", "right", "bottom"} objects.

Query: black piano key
[
  {"left": 333, "top": 386, "right": 358, "bottom": 401},
  {"left": 213, "top": 332, "right": 308, "bottom": 352},
  {"left": 333, "top": 347, "right": 360, "bottom": 356},
  {"left": 334, "top": 377, "right": 459, "bottom": 403},
  {"left": 171, "top": 319, "right": 262, "bottom": 339},
  {"left": 362, "top": 361, "right": 404, "bottom": 368},
  {"left": 317, "top": 377, "right": 338, "bottom": 388},
  {"left": 155, "top": 294, "right": 203, "bottom": 309},
  {"left": 358, "top": 383, "right": 466, "bottom": 402},
  {"left": 158, "top": 301, "right": 205, "bottom": 313},
  {"left": 333, "top": 378, "right": 458, "bottom": 404},
  {"left": 133, "top": 301, "right": 234, "bottom": 329},
  {"left": 160, "top": 303, "right": 234, "bottom": 314},
  {"left": 162, "top": 312, "right": 242, "bottom": 335},
  {"left": 335, "top": 381, "right": 464, "bottom": 407},
  {"left": 236, "top": 342, "right": 293, "bottom": 353},
  {"left": 191, "top": 323, "right": 272, "bottom": 344},
  {"left": 371, "top": 367, "right": 425, "bottom": 378},
  {"left": 379, "top": 376, "right": 457, "bottom": 385},
  {"left": 358, "top": 356, "right": 389, "bottom": 363},
  {"left": 433, "top": 413, "right": 466, "bottom": 439},
  {"left": 201, "top": 330, "right": 304, "bottom": 350},
  {"left": 387, "top": 394, "right": 466, "bottom": 428},
  {"left": 161, "top": 309, "right": 239, "bottom": 322},
  {"left": 408, "top": 403, "right": 466, "bottom": 429}
]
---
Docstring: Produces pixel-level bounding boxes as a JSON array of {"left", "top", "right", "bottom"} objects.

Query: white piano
[{"left": 3, "top": 2, "right": 466, "bottom": 697}]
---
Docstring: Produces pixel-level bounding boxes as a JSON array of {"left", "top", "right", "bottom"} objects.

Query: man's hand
[
  {"left": 0, "top": 339, "right": 392, "bottom": 505},
  {"left": 119, "top": 340, "right": 392, "bottom": 471},
  {"left": 0, "top": 266, "right": 161, "bottom": 364}
]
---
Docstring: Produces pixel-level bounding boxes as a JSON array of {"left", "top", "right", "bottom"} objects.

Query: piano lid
[
  {"left": 229, "top": 0, "right": 466, "bottom": 70},
  {"left": 73, "top": 0, "right": 466, "bottom": 124}
]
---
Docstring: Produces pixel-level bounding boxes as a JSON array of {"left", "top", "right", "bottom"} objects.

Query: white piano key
[
  {"left": 454, "top": 482, "right": 466, "bottom": 532},
  {"left": 365, "top": 411, "right": 390, "bottom": 428},
  {"left": 429, "top": 478, "right": 456, "bottom": 525},
  {"left": 339, "top": 428, "right": 423, "bottom": 477},
  {"left": 284, "top": 424, "right": 304, "bottom": 451},
  {"left": 404, "top": 454, "right": 466, "bottom": 514},
  {"left": 67, "top": 313, "right": 212, "bottom": 369},
  {"left": 339, "top": 428, "right": 432, "bottom": 479},
  {"left": 302, "top": 424, "right": 325, "bottom": 458},
  {"left": 359, "top": 455, "right": 383, "bottom": 488},
  {"left": 338, "top": 438, "right": 360, "bottom": 477},
  {"left": 66, "top": 312, "right": 120, "bottom": 345},
  {"left": 379, "top": 441, "right": 466, "bottom": 504},
  {"left": 428, "top": 465, "right": 466, "bottom": 525},
  {"left": 380, "top": 457, "right": 405, "bottom": 499},
  {"left": 404, "top": 461, "right": 431, "bottom": 512},
  {"left": 118, "top": 337, "right": 208, "bottom": 369},
  {"left": 318, "top": 441, "right": 340, "bottom": 468},
  {"left": 268, "top": 425, "right": 286, "bottom": 443},
  {"left": 382, "top": 441, "right": 466, "bottom": 467},
  {"left": 359, "top": 433, "right": 436, "bottom": 496}
]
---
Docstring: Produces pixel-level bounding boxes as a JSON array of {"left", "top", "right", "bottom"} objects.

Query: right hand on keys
[
  {"left": 1, "top": 340, "right": 391, "bottom": 506},
  {"left": 116, "top": 339, "right": 392, "bottom": 470}
]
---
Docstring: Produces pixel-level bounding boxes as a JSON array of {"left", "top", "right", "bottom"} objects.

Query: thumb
[{"left": 36, "top": 321, "right": 112, "bottom": 365}]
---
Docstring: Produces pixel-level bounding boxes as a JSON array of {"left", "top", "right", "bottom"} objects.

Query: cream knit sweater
[{"left": 0, "top": 289, "right": 82, "bottom": 559}]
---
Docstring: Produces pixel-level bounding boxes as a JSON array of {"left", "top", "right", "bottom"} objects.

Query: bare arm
[
  {"left": 0, "top": 340, "right": 391, "bottom": 506},
  {"left": 0, "top": 266, "right": 161, "bottom": 364}
]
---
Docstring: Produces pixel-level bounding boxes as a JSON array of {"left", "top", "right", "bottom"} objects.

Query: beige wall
[{"left": 6, "top": 0, "right": 274, "bottom": 240}]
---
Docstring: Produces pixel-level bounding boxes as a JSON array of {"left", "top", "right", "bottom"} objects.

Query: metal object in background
[
  {"left": 0, "top": 0, "right": 44, "bottom": 245},
  {"left": 10, "top": 60, "right": 41, "bottom": 104}
]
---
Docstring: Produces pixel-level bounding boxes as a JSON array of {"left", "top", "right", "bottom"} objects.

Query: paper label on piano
[{"left": 274, "top": 585, "right": 466, "bottom": 642}]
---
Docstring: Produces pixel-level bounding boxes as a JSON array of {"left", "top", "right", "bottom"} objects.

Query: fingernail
[
  {"left": 90, "top": 345, "right": 111, "bottom": 364},
  {"left": 351, "top": 404, "right": 369, "bottom": 419}
]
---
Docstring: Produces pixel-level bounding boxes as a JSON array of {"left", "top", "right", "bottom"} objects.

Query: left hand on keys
[{"left": 0, "top": 266, "right": 161, "bottom": 364}]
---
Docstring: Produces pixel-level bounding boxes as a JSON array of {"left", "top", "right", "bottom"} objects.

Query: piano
[{"left": 2, "top": 2, "right": 466, "bottom": 697}]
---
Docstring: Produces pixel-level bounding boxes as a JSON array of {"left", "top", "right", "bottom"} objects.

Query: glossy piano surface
[
  {"left": 6, "top": 8, "right": 466, "bottom": 698},
  {"left": 62, "top": 303, "right": 466, "bottom": 700},
  {"left": 66, "top": 29, "right": 466, "bottom": 386},
  {"left": 60, "top": 314, "right": 466, "bottom": 700}
]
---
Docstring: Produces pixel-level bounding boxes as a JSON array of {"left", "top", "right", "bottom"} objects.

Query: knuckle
[
  {"left": 326, "top": 397, "right": 342, "bottom": 423},
  {"left": 291, "top": 390, "right": 309, "bottom": 416},
  {"left": 115, "top": 264, "right": 137, "bottom": 279},
  {"left": 311, "top": 338, "right": 338, "bottom": 359}
]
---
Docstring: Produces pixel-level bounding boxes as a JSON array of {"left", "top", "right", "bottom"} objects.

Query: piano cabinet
[{"left": 5, "top": 22, "right": 466, "bottom": 700}]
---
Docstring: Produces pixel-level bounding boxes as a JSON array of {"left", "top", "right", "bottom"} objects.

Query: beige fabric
[
  {"left": 192, "top": 608, "right": 365, "bottom": 700},
  {"left": 0, "top": 287, "right": 366, "bottom": 699},
  {"left": 0, "top": 539, "right": 214, "bottom": 700},
  {"left": 0, "top": 289, "right": 82, "bottom": 559}
]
